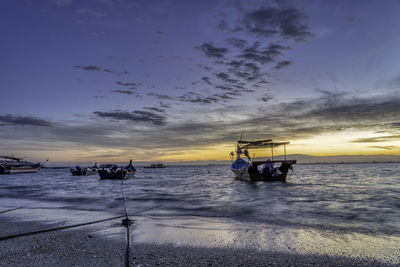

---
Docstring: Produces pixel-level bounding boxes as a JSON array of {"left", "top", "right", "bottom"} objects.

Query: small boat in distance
[
  {"left": 230, "top": 139, "right": 296, "bottom": 182},
  {"left": 70, "top": 163, "right": 98, "bottom": 176},
  {"left": 98, "top": 160, "right": 136, "bottom": 180},
  {"left": 0, "top": 155, "right": 48, "bottom": 174},
  {"left": 144, "top": 163, "right": 166, "bottom": 168}
]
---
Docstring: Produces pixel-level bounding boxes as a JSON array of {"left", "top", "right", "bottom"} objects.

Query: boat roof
[
  {"left": 238, "top": 140, "right": 289, "bottom": 149},
  {"left": 0, "top": 155, "right": 22, "bottom": 161}
]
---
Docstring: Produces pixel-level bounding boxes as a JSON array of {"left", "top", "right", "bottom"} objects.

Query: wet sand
[{"left": 0, "top": 217, "right": 392, "bottom": 267}]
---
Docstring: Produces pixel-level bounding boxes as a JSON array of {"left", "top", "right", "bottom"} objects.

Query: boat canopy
[
  {"left": 0, "top": 155, "right": 22, "bottom": 161},
  {"left": 238, "top": 140, "right": 289, "bottom": 149}
]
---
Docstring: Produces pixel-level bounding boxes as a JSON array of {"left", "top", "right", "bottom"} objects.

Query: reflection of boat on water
[
  {"left": 70, "top": 163, "right": 98, "bottom": 176},
  {"left": 144, "top": 163, "right": 166, "bottom": 168},
  {"left": 230, "top": 139, "right": 296, "bottom": 182},
  {"left": 0, "top": 155, "right": 47, "bottom": 174},
  {"left": 98, "top": 160, "right": 136, "bottom": 180}
]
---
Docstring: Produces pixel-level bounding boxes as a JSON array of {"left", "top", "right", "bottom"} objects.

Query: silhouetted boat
[
  {"left": 0, "top": 155, "right": 47, "bottom": 174},
  {"left": 98, "top": 160, "right": 136, "bottom": 180},
  {"left": 144, "top": 163, "right": 166, "bottom": 168},
  {"left": 70, "top": 163, "right": 98, "bottom": 176},
  {"left": 230, "top": 139, "right": 296, "bottom": 182}
]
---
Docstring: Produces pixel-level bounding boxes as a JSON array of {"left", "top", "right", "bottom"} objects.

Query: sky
[{"left": 1, "top": 0, "right": 400, "bottom": 163}]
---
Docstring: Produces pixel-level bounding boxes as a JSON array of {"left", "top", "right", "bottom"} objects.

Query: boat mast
[
  {"left": 284, "top": 144, "right": 287, "bottom": 160},
  {"left": 271, "top": 146, "right": 274, "bottom": 160}
]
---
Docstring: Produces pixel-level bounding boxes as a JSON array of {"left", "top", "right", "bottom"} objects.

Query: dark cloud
[
  {"left": 242, "top": 7, "right": 314, "bottom": 41},
  {"left": 275, "top": 60, "right": 292, "bottom": 69},
  {"left": 158, "top": 101, "right": 171, "bottom": 108},
  {"left": 110, "top": 90, "right": 134, "bottom": 95},
  {"left": 116, "top": 81, "right": 137, "bottom": 87},
  {"left": 147, "top": 92, "right": 174, "bottom": 100},
  {"left": 94, "top": 110, "right": 167, "bottom": 126},
  {"left": 104, "top": 69, "right": 129, "bottom": 76},
  {"left": 226, "top": 37, "right": 248, "bottom": 48},
  {"left": 0, "top": 114, "right": 52, "bottom": 127},
  {"left": 178, "top": 91, "right": 236, "bottom": 105},
  {"left": 197, "top": 43, "right": 228, "bottom": 58},
  {"left": 202, "top": 76, "right": 213, "bottom": 85},
  {"left": 74, "top": 65, "right": 129, "bottom": 76},
  {"left": 144, "top": 107, "right": 165, "bottom": 113},
  {"left": 74, "top": 65, "right": 101, "bottom": 71}
]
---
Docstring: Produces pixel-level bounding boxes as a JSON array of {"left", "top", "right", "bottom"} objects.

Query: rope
[
  {"left": 0, "top": 206, "right": 23, "bottom": 214},
  {"left": 120, "top": 180, "right": 133, "bottom": 267},
  {"left": 0, "top": 215, "right": 125, "bottom": 241},
  {"left": 290, "top": 168, "right": 312, "bottom": 185}
]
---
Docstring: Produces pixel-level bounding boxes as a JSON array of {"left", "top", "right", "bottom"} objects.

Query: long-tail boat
[
  {"left": 98, "top": 160, "right": 136, "bottom": 180},
  {"left": 70, "top": 162, "right": 98, "bottom": 176},
  {"left": 0, "top": 155, "right": 47, "bottom": 174},
  {"left": 230, "top": 139, "right": 296, "bottom": 182}
]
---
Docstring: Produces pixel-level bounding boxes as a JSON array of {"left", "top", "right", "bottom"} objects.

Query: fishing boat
[
  {"left": 98, "top": 160, "right": 136, "bottom": 180},
  {"left": 0, "top": 155, "right": 47, "bottom": 174},
  {"left": 230, "top": 139, "right": 296, "bottom": 182},
  {"left": 70, "top": 163, "right": 98, "bottom": 176},
  {"left": 144, "top": 163, "right": 166, "bottom": 168}
]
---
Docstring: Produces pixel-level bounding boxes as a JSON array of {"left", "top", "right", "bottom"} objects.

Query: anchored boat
[
  {"left": 230, "top": 139, "right": 296, "bottom": 182},
  {"left": 144, "top": 163, "right": 166, "bottom": 168},
  {"left": 70, "top": 163, "right": 98, "bottom": 176},
  {"left": 0, "top": 155, "right": 47, "bottom": 174},
  {"left": 98, "top": 160, "right": 136, "bottom": 180}
]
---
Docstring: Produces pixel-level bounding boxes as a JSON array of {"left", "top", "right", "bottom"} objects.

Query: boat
[
  {"left": 70, "top": 163, "right": 98, "bottom": 176},
  {"left": 144, "top": 163, "right": 166, "bottom": 168},
  {"left": 98, "top": 160, "right": 136, "bottom": 180},
  {"left": 230, "top": 139, "right": 296, "bottom": 182},
  {"left": 0, "top": 155, "right": 47, "bottom": 174}
]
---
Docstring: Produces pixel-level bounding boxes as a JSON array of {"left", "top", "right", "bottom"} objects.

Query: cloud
[
  {"left": 368, "top": 146, "right": 397, "bottom": 150},
  {"left": 242, "top": 6, "right": 314, "bottom": 41},
  {"left": 275, "top": 60, "right": 292, "bottom": 69},
  {"left": 110, "top": 90, "right": 134, "bottom": 95},
  {"left": 116, "top": 81, "right": 137, "bottom": 87},
  {"left": 74, "top": 65, "right": 102, "bottom": 71},
  {"left": 226, "top": 37, "right": 248, "bottom": 48},
  {"left": 144, "top": 107, "right": 165, "bottom": 113},
  {"left": 202, "top": 76, "right": 213, "bottom": 85},
  {"left": 76, "top": 8, "right": 106, "bottom": 18},
  {"left": 74, "top": 65, "right": 129, "bottom": 76},
  {"left": 351, "top": 136, "right": 400, "bottom": 143},
  {"left": 104, "top": 69, "right": 129, "bottom": 76},
  {"left": 196, "top": 43, "right": 228, "bottom": 58},
  {"left": 147, "top": 92, "right": 174, "bottom": 100},
  {"left": 0, "top": 114, "right": 52, "bottom": 127},
  {"left": 94, "top": 110, "right": 167, "bottom": 126}
]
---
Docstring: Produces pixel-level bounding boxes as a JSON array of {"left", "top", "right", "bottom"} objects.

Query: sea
[{"left": 1, "top": 163, "right": 399, "bottom": 264}]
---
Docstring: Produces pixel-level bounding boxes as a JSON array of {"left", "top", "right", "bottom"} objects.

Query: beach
[{"left": 0, "top": 210, "right": 396, "bottom": 266}]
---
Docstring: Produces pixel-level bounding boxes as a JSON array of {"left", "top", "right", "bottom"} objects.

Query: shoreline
[{"left": 0, "top": 214, "right": 394, "bottom": 267}]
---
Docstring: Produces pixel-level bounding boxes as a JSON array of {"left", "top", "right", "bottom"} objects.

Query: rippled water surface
[{"left": 1, "top": 163, "right": 400, "bottom": 263}]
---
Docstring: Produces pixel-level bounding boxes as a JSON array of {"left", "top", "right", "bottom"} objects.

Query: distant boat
[
  {"left": 70, "top": 163, "right": 98, "bottom": 176},
  {"left": 98, "top": 160, "right": 136, "bottom": 180},
  {"left": 144, "top": 163, "right": 166, "bottom": 168},
  {"left": 0, "top": 155, "right": 47, "bottom": 174},
  {"left": 230, "top": 139, "right": 296, "bottom": 182}
]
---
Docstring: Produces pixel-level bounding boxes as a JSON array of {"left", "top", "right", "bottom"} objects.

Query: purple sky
[{"left": 1, "top": 0, "right": 400, "bottom": 163}]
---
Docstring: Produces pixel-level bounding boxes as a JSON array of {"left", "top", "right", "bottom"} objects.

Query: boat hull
[
  {"left": 70, "top": 168, "right": 97, "bottom": 176},
  {"left": 98, "top": 169, "right": 135, "bottom": 180},
  {"left": 8, "top": 166, "right": 41, "bottom": 174},
  {"left": 232, "top": 167, "right": 288, "bottom": 182},
  {"left": 231, "top": 160, "right": 295, "bottom": 182}
]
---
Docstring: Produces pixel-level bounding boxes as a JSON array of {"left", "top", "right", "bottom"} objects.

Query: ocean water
[{"left": 1, "top": 163, "right": 399, "bottom": 264}]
